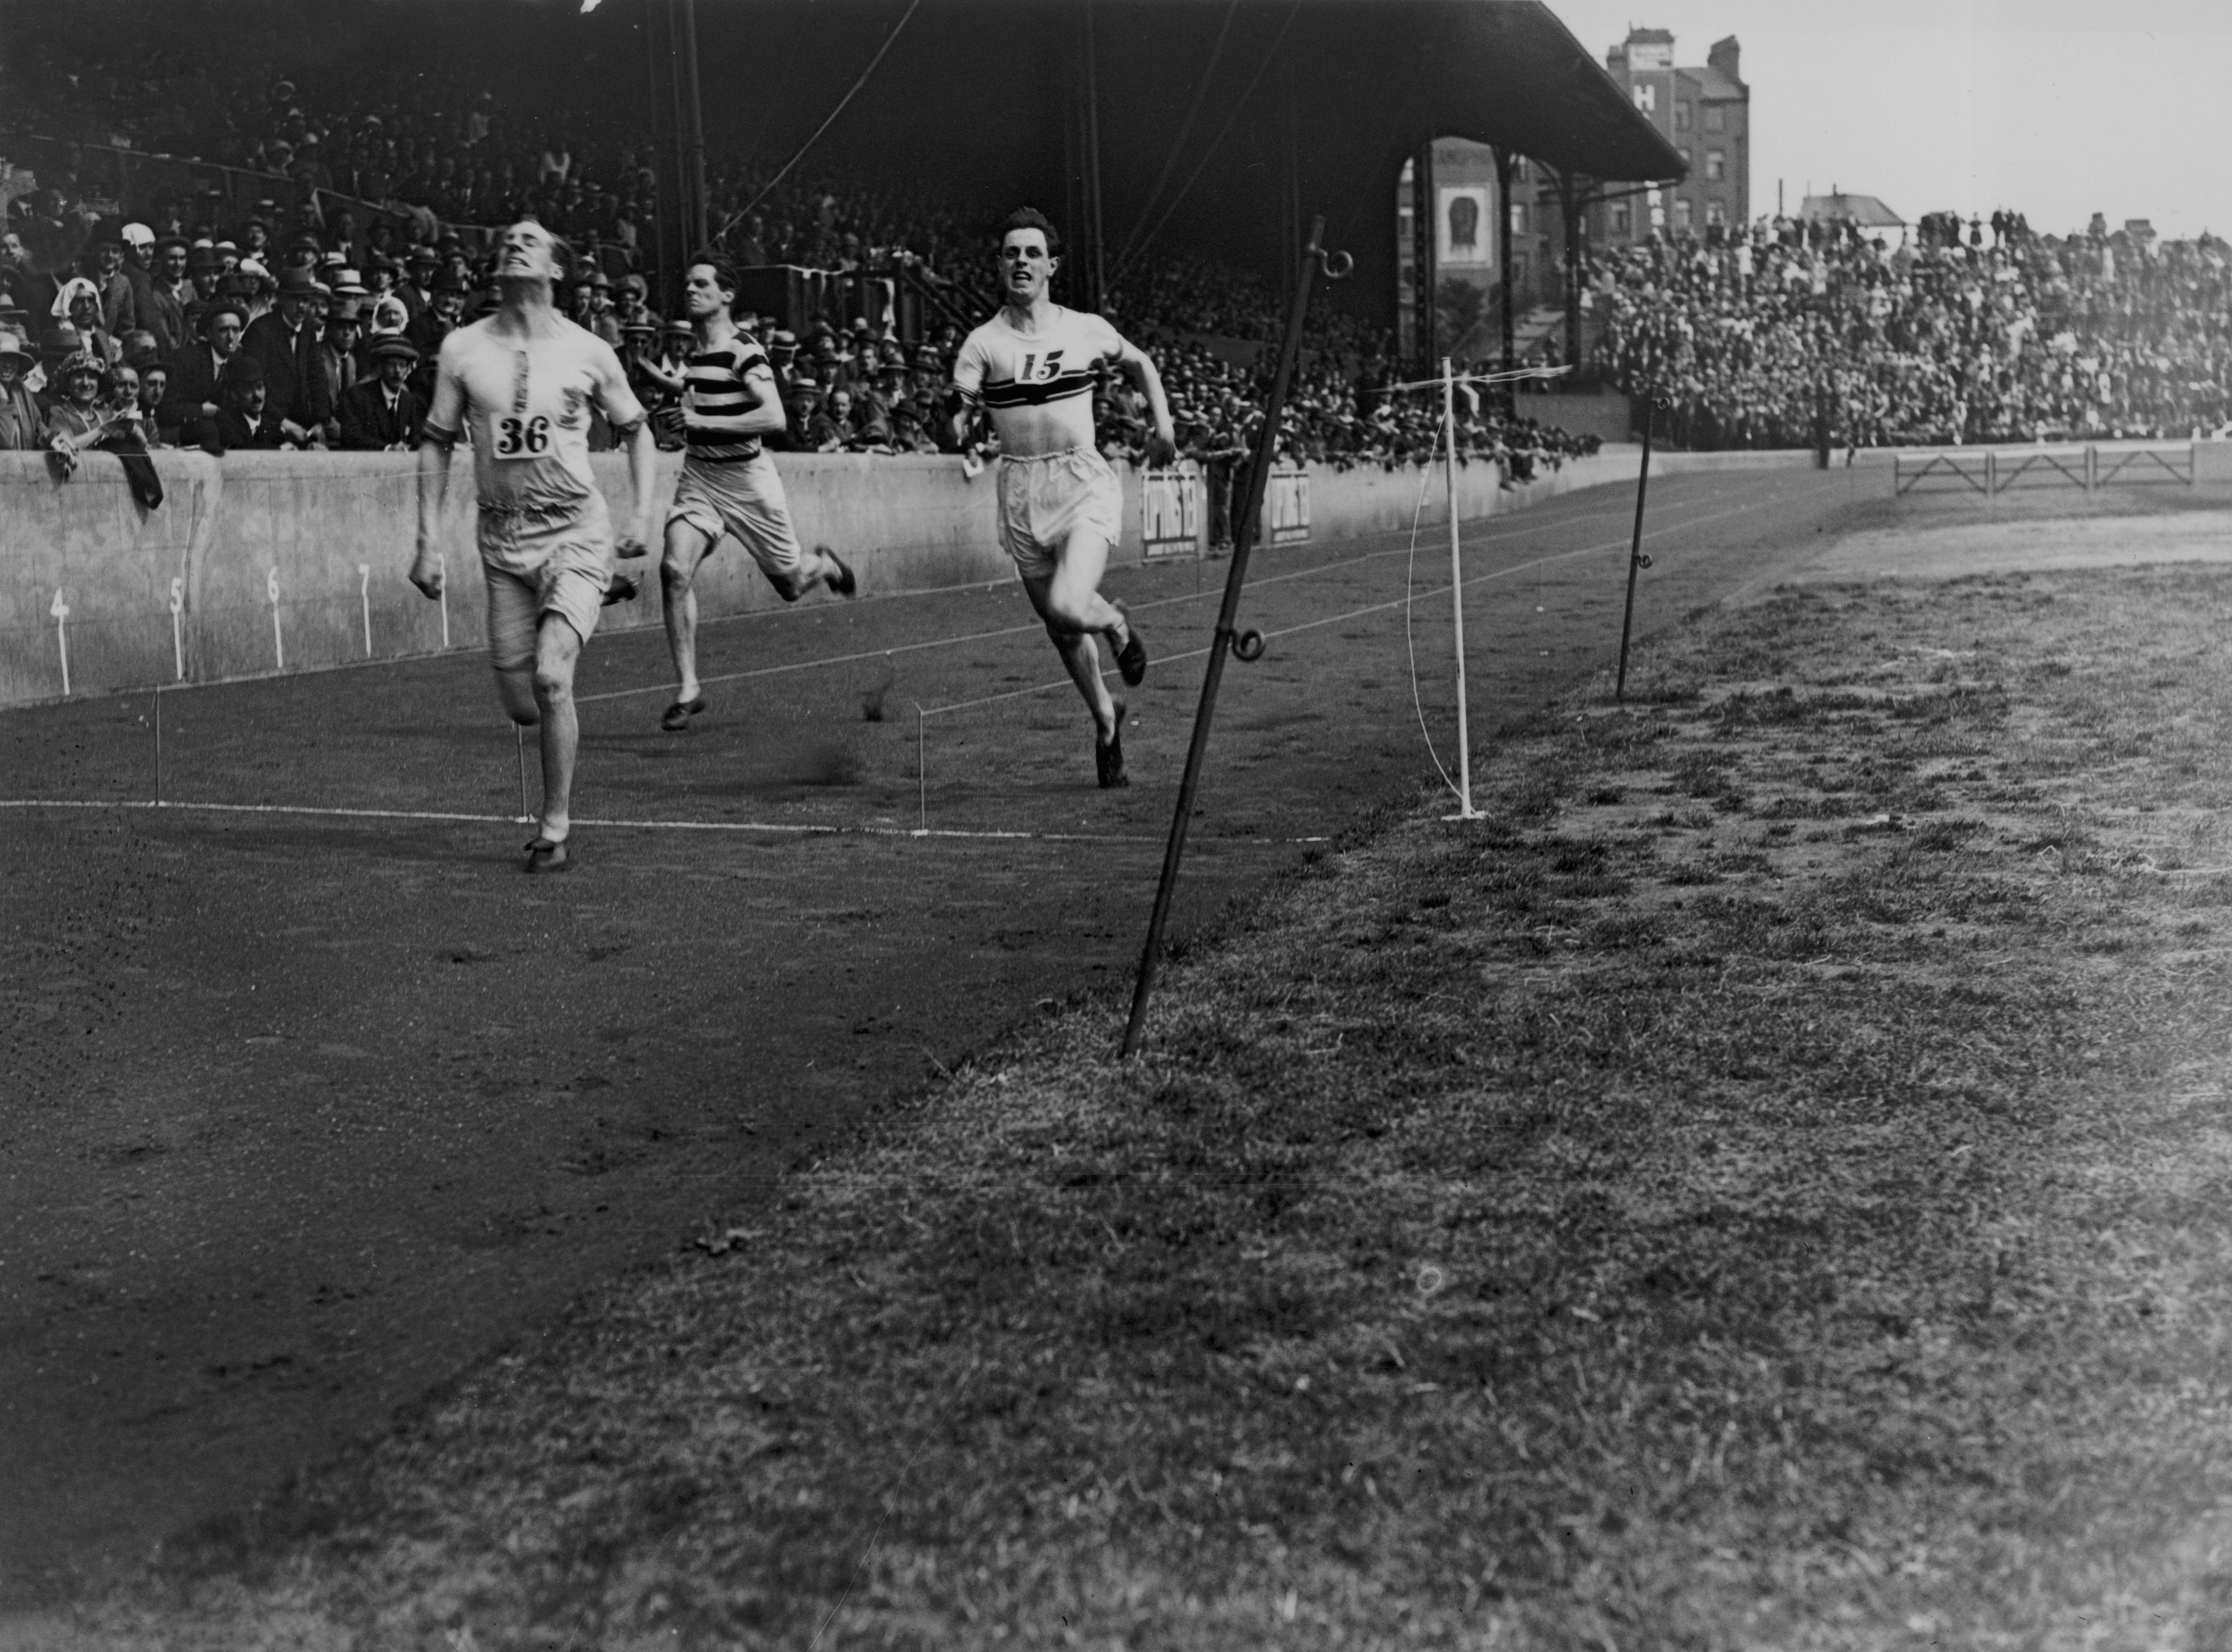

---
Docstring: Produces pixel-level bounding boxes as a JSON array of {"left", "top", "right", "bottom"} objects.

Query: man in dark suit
[
  {"left": 213, "top": 355, "right": 289, "bottom": 450},
  {"left": 239, "top": 267, "right": 331, "bottom": 442},
  {"left": 160, "top": 299, "right": 249, "bottom": 449},
  {"left": 335, "top": 334, "right": 423, "bottom": 450}
]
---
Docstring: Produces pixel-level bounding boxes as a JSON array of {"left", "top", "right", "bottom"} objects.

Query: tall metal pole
[
  {"left": 1496, "top": 148, "right": 1517, "bottom": 417},
  {"left": 645, "top": 0, "right": 678, "bottom": 302},
  {"left": 1122, "top": 217, "right": 1341, "bottom": 1060},
  {"left": 1410, "top": 142, "right": 1436, "bottom": 377},
  {"left": 1559, "top": 168, "right": 1584, "bottom": 376},
  {"left": 1615, "top": 386, "right": 1656, "bottom": 702},
  {"left": 1082, "top": 0, "right": 1106, "bottom": 314},
  {"left": 678, "top": 0, "right": 710, "bottom": 251},
  {"left": 1443, "top": 357, "right": 1479, "bottom": 818}
]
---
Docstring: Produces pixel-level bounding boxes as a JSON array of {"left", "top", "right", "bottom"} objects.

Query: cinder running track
[{"left": 0, "top": 464, "right": 1859, "bottom": 1604}]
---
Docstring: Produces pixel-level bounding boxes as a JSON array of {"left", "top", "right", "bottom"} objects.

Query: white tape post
[
  {"left": 357, "top": 563, "right": 372, "bottom": 657},
  {"left": 267, "top": 567, "right": 284, "bottom": 671},
  {"left": 438, "top": 552, "right": 450, "bottom": 649},
  {"left": 169, "top": 575, "right": 185, "bottom": 681},
  {"left": 50, "top": 589, "right": 70, "bottom": 696}
]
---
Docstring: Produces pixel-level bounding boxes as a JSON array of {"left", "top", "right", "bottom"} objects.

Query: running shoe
[
  {"left": 1096, "top": 701, "right": 1129, "bottom": 789},
  {"left": 821, "top": 545, "right": 858, "bottom": 598},
  {"left": 523, "top": 836, "right": 571, "bottom": 874},
  {"left": 661, "top": 695, "right": 707, "bottom": 733},
  {"left": 1114, "top": 603, "right": 1147, "bottom": 686},
  {"left": 603, "top": 571, "right": 642, "bottom": 606}
]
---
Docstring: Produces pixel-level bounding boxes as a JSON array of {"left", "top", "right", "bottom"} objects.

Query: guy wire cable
[
  {"left": 1113, "top": 0, "right": 1304, "bottom": 282},
  {"left": 1110, "top": 0, "right": 1242, "bottom": 278},
  {"left": 722, "top": 0, "right": 924, "bottom": 235}
]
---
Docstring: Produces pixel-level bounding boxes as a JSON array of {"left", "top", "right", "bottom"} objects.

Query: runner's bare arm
[
  {"left": 946, "top": 386, "right": 985, "bottom": 451},
  {"left": 1111, "top": 330, "right": 1177, "bottom": 466},
  {"left": 949, "top": 332, "right": 988, "bottom": 450},
  {"left": 592, "top": 339, "right": 659, "bottom": 555},
  {"left": 412, "top": 337, "right": 468, "bottom": 598}
]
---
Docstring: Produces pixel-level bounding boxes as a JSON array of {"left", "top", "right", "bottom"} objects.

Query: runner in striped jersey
[{"left": 655, "top": 252, "right": 856, "bottom": 732}]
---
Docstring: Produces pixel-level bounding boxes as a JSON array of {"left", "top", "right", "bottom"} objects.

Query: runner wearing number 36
[{"left": 412, "top": 219, "right": 658, "bottom": 873}]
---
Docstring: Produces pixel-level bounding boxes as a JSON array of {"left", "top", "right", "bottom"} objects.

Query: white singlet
[
  {"left": 952, "top": 305, "right": 1126, "bottom": 457},
  {"left": 424, "top": 316, "right": 645, "bottom": 574}
]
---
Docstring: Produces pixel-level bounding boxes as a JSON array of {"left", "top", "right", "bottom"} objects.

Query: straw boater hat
[
  {"left": 366, "top": 334, "right": 419, "bottom": 367},
  {"left": 0, "top": 330, "right": 33, "bottom": 371}
]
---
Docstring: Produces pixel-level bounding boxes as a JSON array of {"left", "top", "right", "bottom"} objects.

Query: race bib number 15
[{"left": 493, "top": 414, "right": 550, "bottom": 459}]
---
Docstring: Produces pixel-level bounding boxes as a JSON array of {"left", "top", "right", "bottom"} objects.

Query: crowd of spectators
[
  {"left": 2, "top": 12, "right": 1611, "bottom": 494},
  {"left": 1594, "top": 209, "right": 2232, "bottom": 448},
  {"left": 2, "top": 191, "right": 1601, "bottom": 509}
]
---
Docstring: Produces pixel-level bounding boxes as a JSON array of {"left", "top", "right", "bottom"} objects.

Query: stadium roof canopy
[
  {"left": 8, "top": 0, "right": 1683, "bottom": 319},
  {"left": 658, "top": 0, "right": 1687, "bottom": 312}
]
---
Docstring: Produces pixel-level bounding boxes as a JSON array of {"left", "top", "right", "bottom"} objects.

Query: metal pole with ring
[
  {"left": 1120, "top": 216, "right": 1350, "bottom": 1060},
  {"left": 1615, "top": 387, "right": 1664, "bottom": 703}
]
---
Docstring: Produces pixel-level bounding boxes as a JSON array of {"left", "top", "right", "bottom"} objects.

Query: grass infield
[{"left": 68, "top": 563, "right": 2232, "bottom": 1650}]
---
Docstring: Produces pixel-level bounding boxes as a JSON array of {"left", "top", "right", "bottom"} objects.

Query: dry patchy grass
[{"left": 61, "top": 566, "right": 2232, "bottom": 1651}]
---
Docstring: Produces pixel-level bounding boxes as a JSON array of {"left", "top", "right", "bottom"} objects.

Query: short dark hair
[
  {"left": 686, "top": 249, "right": 740, "bottom": 305},
  {"left": 996, "top": 208, "right": 1062, "bottom": 258}
]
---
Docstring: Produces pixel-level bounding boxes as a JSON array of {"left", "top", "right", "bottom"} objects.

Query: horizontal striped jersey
[
  {"left": 952, "top": 305, "right": 1124, "bottom": 412},
  {"left": 682, "top": 332, "right": 773, "bottom": 462}
]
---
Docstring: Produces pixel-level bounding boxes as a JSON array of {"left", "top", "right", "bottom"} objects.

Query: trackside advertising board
[
  {"left": 1264, "top": 467, "right": 1310, "bottom": 545},
  {"left": 1142, "top": 467, "right": 1201, "bottom": 558}
]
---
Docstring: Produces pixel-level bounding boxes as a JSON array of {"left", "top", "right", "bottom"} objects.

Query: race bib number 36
[{"left": 493, "top": 414, "right": 551, "bottom": 459}]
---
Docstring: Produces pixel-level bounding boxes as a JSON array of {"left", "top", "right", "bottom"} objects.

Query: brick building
[
  {"left": 1391, "top": 25, "right": 1745, "bottom": 366},
  {"left": 1591, "top": 27, "right": 1748, "bottom": 245}
]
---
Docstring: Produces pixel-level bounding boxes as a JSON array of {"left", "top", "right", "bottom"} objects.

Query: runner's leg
[
  {"left": 1021, "top": 528, "right": 1121, "bottom": 741},
  {"left": 487, "top": 568, "right": 540, "bottom": 725},
  {"left": 660, "top": 516, "right": 718, "bottom": 703},
  {"left": 1032, "top": 524, "right": 1129, "bottom": 647},
  {"left": 732, "top": 457, "right": 850, "bottom": 601},
  {"left": 531, "top": 612, "right": 586, "bottom": 842}
]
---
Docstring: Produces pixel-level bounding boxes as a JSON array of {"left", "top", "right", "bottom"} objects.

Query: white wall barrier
[{"left": 1, "top": 440, "right": 1810, "bottom": 709}]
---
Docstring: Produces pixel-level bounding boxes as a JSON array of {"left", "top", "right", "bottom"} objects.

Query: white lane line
[
  {"left": 0, "top": 796, "right": 1325, "bottom": 848},
  {"left": 918, "top": 487, "right": 1796, "bottom": 718},
  {"left": 573, "top": 489, "right": 1743, "bottom": 706}
]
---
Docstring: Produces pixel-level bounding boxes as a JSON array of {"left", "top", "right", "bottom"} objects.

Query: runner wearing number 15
[
  {"left": 412, "top": 219, "right": 659, "bottom": 873},
  {"left": 951, "top": 208, "right": 1173, "bottom": 788}
]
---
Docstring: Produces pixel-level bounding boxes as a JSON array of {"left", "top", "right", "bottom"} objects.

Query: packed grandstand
[{"left": 4, "top": 0, "right": 2227, "bottom": 480}]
